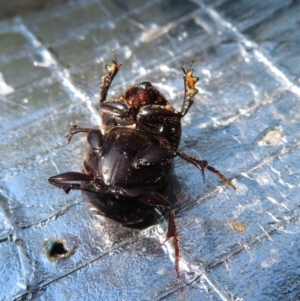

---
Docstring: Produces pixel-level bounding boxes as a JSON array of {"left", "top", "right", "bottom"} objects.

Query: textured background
[{"left": 1, "top": 0, "right": 300, "bottom": 300}]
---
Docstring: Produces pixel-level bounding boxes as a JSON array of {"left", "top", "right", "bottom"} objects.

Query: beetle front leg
[
  {"left": 99, "top": 50, "right": 122, "bottom": 103},
  {"left": 177, "top": 152, "right": 237, "bottom": 190},
  {"left": 181, "top": 61, "right": 199, "bottom": 117}
]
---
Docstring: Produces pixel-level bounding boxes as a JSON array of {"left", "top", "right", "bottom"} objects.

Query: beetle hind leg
[{"left": 116, "top": 187, "right": 181, "bottom": 277}]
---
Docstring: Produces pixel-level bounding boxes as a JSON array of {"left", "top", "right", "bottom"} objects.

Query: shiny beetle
[{"left": 48, "top": 51, "right": 236, "bottom": 277}]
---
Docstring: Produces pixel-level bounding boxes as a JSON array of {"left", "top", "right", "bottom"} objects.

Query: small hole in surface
[
  {"left": 49, "top": 242, "right": 68, "bottom": 257},
  {"left": 42, "top": 238, "right": 74, "bottom": 260}
]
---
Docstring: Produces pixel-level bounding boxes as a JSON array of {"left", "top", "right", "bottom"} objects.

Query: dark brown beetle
[{"left": 49, "top": 51, "right": 236, "bottom": 277}]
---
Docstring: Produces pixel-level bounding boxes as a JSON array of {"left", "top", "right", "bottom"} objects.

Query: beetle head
[{"left": 123, "top": 81, "right": 172, "bottom": 114}]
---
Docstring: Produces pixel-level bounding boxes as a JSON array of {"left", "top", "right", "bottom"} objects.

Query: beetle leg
[
  {"left": 48, "top": 172, "right": 107, "bottom": 194},
  {"left": 87, "top": 130, "right": 103, "bottom": 150},
  {"left": 99, "top": 49, "right": 122, "bottom": 103},
  {"left": 177, "top": 151, "right": 236, "bottom": 190},
  {"left": 100, "top": 101, "right": 134, "bottom": 132},
  {"left": 65, "top": 125, "right": 97, "bottom": 143},
  {"left": 48, "top": 172, "right": 94, "bottom": 194},
  {"left": 133, "top": 143, "right": 176, "bottom": 168},
  {"left": 181, "top": 61, "right": 199, "bottom": 117},
  {"left": 133, "top": 144, "right": 236, "bottom": 189},
  {"left": 137, "top": 106, "right": 182, "bottom": 149},
  {"left": 115, "top": 187, "right": 180, "bottom": 277}
]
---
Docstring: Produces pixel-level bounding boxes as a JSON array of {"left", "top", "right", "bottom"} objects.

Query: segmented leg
[
  {"left": 131, "top": 143, "right": 236, "bottom": 190},
  {"left": 181, "top": 60, "right": 199, "bottom": 117},
  {"left": 65, "top": 125, "right": 96, "bottom": 143},
  {"left": 177, "top": 151, "right": 236, "bottom": 190},
  {"left": 48, "top": 172, "right": 94, "bottom": 194},
  {"left": 99, "top": 49, "right": 122, "bottom": 103},
  {"left": 116, "top": 187, "right": 181, "bottom": 278}
]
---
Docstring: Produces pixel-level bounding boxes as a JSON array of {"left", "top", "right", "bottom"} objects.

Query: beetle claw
[{"left": 201, "top": 168, "right": 206, "bottom": 183}]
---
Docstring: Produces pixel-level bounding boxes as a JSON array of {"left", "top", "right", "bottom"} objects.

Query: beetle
[{"left": 48, "top": 51, "right": 236, "bottom": 277}]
